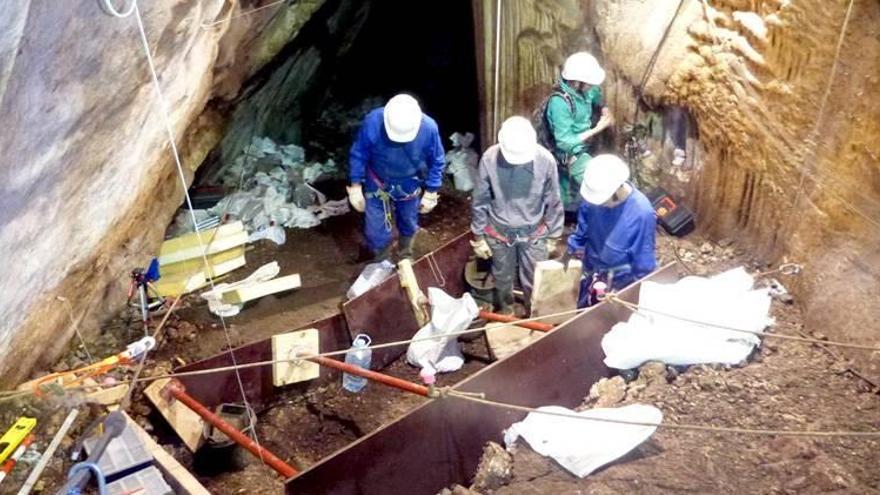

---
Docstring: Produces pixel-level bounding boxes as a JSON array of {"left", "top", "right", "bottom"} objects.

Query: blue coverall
[
  {"left": 566, "top": 184, "right": 658, "bottom": 307},
  {"left": 349, "top": 108, "right": 446, "bottom": 254}
]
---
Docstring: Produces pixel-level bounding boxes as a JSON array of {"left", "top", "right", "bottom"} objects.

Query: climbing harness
[
  {"left": 366, "top": 168, "right": 422, "bottom": 232},
  {"left": 483, "top": 223, "right": 549, "bottom": 247}
]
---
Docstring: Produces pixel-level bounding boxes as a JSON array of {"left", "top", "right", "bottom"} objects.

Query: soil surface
[{"left": 449, "top": 235, "right": 880, "bottom": 495}]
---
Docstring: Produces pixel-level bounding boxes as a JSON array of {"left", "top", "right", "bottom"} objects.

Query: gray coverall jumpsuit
[{"left": 470, "top": 145, "right": 564, "bottom": 311}]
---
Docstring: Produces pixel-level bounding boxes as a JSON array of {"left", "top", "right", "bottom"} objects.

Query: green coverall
[{"left": 545, "top": 80, "right": 603, "bottom": 210}]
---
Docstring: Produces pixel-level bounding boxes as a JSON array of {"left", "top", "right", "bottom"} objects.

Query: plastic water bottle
[{"left": 342, "top": 334, "right": 372, "bottom": 393}]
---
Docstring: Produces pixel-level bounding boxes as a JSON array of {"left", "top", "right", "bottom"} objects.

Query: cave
[{"left": 1, "top": 0, "right": 880, "bottom": 493}]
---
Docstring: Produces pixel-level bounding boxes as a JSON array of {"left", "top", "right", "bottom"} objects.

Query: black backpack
[{"left": 531, "top": 87, "right": 573, "bottom": 160}]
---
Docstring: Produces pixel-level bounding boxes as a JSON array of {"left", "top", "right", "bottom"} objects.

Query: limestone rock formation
[{"left": 0, "top": 0, "right": 359, "bottom": 385}]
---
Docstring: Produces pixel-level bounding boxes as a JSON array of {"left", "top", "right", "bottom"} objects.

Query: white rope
[
  {"left": 129, "top": 1, "right": 265, "bottom": 463},
  {"left": 784, "top": 0, "right": 856, "bottom": 237},
  {"left": 492, "top": 0, "right": 502, "bottom": 136},
  {"left": 99, "top": 0, "right": 136, "bottom": 18}
]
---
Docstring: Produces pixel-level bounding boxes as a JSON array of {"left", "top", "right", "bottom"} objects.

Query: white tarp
[
  {"left": 346, "top": 261, "right": 396, "bottom": 300},
  {"left": 407, "top": 288, "right": 479, "bottom": 374},
  {"left": 602, "top": 267, "right": 772, "bottom": 369},
  {"left": 208, "top": 136, "right": 348, "bottom": 237},
  {"left": 503, "top": 404, "right": 662, "bottom": 477}
]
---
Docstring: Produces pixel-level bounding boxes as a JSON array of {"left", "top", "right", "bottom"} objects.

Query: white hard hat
[
  {"left": 497, "top": 116, "right": 537, "bottom": 165},
  {"left": 580, "top": 154, "right": 630, "bottom": 205},
  {"left": 383, "top": 94, "right": 422, "bottom": 142},
  {"left": 562, "top": 52, "right": 606, "bottom": 85}
]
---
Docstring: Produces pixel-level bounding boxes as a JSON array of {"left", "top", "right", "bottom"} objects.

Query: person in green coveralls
[{"left": 545, "top": 52, "right": 614, "bottom": 211}]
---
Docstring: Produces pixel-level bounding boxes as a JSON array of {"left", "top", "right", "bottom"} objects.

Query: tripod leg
[{"left": 138, "top": 284, "right": 149, "bottom": 336}]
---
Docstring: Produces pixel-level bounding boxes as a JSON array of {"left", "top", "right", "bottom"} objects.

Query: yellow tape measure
[{"left": 0, "top": 417, "right": 36, "bottom": 464}]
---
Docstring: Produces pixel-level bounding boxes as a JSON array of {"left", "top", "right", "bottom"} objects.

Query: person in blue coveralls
[
  {"left": 561, "top": 154, "right": 657, "bottom": 307},
  {"left": 347, "top": 94, "right": 446, "bottom": 261}
]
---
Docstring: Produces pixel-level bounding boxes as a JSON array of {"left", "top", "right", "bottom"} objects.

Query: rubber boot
[
  {"left": 373, "top": 245, "right": 392, "bottom": 262},
  {"left": 399, "top": 235, "right": 415, "bottom": 260}
]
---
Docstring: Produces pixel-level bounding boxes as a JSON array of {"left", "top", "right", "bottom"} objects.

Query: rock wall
[
  {"left": 0, "top": 0, "right": 347, "bottom": 385},
  {"left": 475, "top": 0, "right": 880, "bottom": 377}
]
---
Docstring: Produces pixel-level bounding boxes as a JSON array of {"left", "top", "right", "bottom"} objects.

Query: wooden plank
[
  {"left": 397, "top": 259, "right": 429, "bottom": 326},
  {"left": 159, "top": 246, "right": 246, "bottom": 278},
  {"left": 83, "top": 384, "right": 128, "bottom": 406},
  {"left": 271, "top": 329, "right": 320, "bottom": 386},
  {"left": 159, "top": 222, "right": 248, "bottom": 265},
  {"left": 220, "top": 274, "right": 302, "bottom": 305},
  {"left": 530, "top": 259, "right": 582, "bottom": 324},
  {"left": 144, "top": 378, "right": 205, "bottom": 452},
  {"left": 125, "top": 412, "right": 210, "bottom": 495},
  {"left": 484, "top": 322, "right": 543, "bottom": 360}
]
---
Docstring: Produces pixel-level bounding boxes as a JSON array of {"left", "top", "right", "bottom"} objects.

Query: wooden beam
[
  {"left": 144, "top": 378, "right": 205, "bottom": 452},
  {"left": 220, "top": 274, "right": 302, "bottom": 305},
  {"left": 530, "top": 259, "right": 582, "bottom": 324},
  {"left": 159, "top": 246, "right": 246, "bottom": 278}
]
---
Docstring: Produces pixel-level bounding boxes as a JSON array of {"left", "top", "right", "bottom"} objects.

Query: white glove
[
  {"left": 470, "top": 238, "right": 492, "bottom": 260},
  {"left": 420, "top": 191, "right": 439, "bottom": 214},
  {"left": 346, "top": 184, "right": 365, "bottom": 213}
]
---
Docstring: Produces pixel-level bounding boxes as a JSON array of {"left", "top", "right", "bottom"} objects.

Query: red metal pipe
[
  {"left": 479, "top": 310, "right": 554, "bottom": 332},
  {"left": 166, "top": 381, "right": 298, "bottom": 478},
  {"left": 308, "top": 356, "right": 429, "bottom": 397}
]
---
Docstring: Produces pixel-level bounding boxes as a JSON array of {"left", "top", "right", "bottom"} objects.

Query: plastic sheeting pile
[
  {"left": 602, "top": 267, "right": 772, "bottom": 369},
  {"left": 503, "top": 404, "right": 662, "bottom": 477},
  {"left": 207, "top": 136, "right": 348, "bottom": 238},
  {"left": 346, "top": 261, "right": 396, "bottom": 300},
  {"left": 444, "top": 132, "right": 479, "bottom": 192},
  {"left": 407, "top": 288, "right": 479, "bottom": 374}
]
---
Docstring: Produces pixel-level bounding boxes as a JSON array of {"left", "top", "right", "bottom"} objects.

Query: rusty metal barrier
[{"left": 285, "top": 264, "right": 682, "bottom": 494}]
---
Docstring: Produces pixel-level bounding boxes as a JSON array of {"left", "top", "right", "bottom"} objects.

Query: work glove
[
  {"left": 470, "top": 238, "right": 492, "bottom": 260},
  {"left": 420, "top": 191, "right": 439, "bottom": 214},
  {"left": 346, "top": 183, "right": 365, "bottom": 213}
]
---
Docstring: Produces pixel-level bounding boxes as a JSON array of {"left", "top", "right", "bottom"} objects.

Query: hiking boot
[
  {"left": 373, "top": 246, "right": 392, "bottom": 262},
  {"left": 399, "top": 235, "right": 415, "bottom": 260}
]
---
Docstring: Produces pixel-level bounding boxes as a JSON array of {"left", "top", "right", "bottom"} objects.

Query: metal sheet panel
[
  {"left": 286, "top": 264, "right": 682, "bottom": 494},
  {"left": 343, "top": 232, "right": 472, "bottom": 368},
  {"left": 175, "top": 314, "right": 350, "bottom": 408}
]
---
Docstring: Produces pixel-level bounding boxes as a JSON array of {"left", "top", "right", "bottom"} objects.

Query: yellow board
[
  {"left": 0, "top": 417, "right": 36, "bottom": 464},
  {"left": 271, "top": 329, "right": 320, "bottom": 386},
  {"left": 159, "top": 246, "right": 246, "bottom": 279},
  {"left": 153, "top": 271, "right": 208, "bottom": 297},
  {"left": 159, "top": 222, "right": 248, "bottom": 265}
]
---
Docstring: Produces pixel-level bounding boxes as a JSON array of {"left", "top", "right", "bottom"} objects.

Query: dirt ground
[
  {"left": 0, "top": 190, "right": 476, "bottom": 494},
  {"left": 6, "top": 194, "right": 880, "bottom": 495},
  {"left": 449, "top": 235, "right": 880, "bottom": 495}
]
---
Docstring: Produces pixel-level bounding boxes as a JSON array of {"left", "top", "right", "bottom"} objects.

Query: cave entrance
[{"left": 316, "top": 0, "right": 482, "bottom": 151}]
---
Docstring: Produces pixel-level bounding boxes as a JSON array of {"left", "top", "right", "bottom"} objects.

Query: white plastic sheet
[
  {"left": 346, "top": 261, "right": 395, "bottom": 300},
  {"left": 406, "top": 288, "right": 479, "bottom": 374},
  {"left": 200, "top": 262, "right": 281, "bottom": 317},
  {"left": 602, "top": 267, "right": 772, "bottom": 369},
  {"left": 248, "top": 225, "right": 286, "bottom": 245},
  {"left": 503, "top": 404, "right": 662, "bottom": 477},
  {"left": 444, "top": 132, "right": 479, "bottom": 192}
]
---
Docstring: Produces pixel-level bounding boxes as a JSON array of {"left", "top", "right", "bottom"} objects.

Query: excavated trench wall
[
  {"left": 474, "top": 0, "right": 880, "bottom": 376},
  {"left": 0, "top": 0, "right": 365, "bottom": 385}
]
